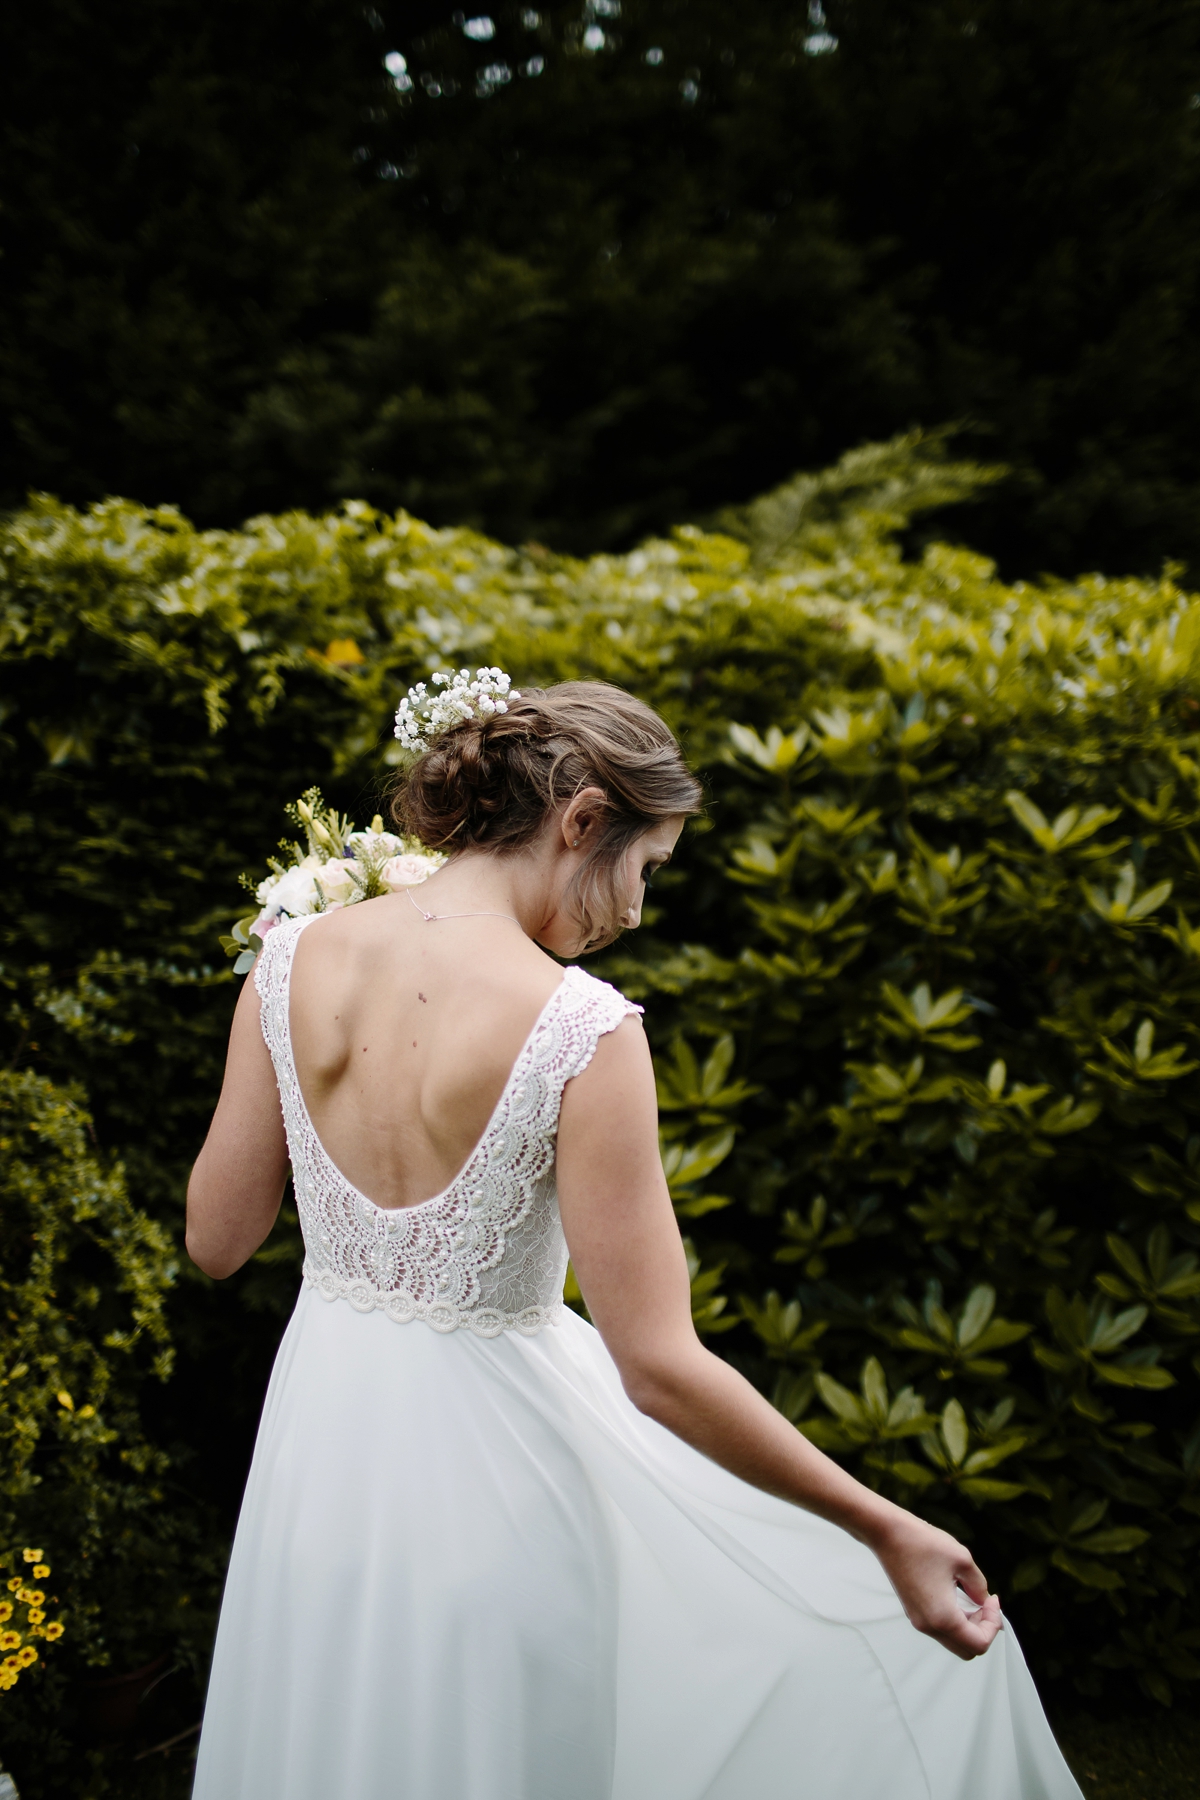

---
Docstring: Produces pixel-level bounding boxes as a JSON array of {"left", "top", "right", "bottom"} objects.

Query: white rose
[
  {"left": 347, "top": 829, "right": 405, "bottom": 860},
  {"left": 269, "top": 855, "right": 324, "bottom": 916},
  {"left": 381, "top": 853, "right": 441, "bottom": 891},
  {"left": 314, "top": 858, "right": 361, "bottom": 905}
]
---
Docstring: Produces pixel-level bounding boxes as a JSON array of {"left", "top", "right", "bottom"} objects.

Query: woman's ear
[{"left": 560, "top": 785, "right": 608, "bottom": 850}]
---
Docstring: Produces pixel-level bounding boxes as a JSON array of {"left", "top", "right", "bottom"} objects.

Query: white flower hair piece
[{"left": 393, "top": 666, "right": 520, "bottom": 751}]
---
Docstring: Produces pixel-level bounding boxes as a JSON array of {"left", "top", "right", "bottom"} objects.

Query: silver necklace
[{"left": 406, "top": 885, "right": 522, "bottom": 927}]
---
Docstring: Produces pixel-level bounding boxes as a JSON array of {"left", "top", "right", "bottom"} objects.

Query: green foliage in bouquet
[{"left": 2, "top": 431, "right": 1200, "bottom": 1786}]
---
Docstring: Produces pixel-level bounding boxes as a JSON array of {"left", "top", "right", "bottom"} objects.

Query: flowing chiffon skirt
[{"left": 192, "top": 1286, "right": 1082, "bottom": 1800}]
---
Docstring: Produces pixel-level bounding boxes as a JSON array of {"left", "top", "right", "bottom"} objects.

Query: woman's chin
[{"left": 536, "top": 924, "right": 588, "bottom": 959}]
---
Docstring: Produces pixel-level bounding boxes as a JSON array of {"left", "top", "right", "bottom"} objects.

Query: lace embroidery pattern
[{"left": 255, "top": 916, "right": 641, "bottom": 1337}]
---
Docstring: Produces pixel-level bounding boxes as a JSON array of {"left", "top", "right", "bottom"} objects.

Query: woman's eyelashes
[{"left": 641, "top": 863, "right": 658, "bottom": 888}]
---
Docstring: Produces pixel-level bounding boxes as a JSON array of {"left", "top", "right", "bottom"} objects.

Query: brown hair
[{"left": 391, "top": 680, "right": 703, "bottom": 948}]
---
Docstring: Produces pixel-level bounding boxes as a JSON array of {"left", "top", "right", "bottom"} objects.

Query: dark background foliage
[{"left": 4, "top": 2, "right": 1200, "bottom": 575}]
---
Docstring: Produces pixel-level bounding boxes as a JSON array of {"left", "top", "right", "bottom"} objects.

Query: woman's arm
[
  {"left": 556, "top": 1017, "right": 1002, "bottom": 1662},
  {"left": 186, "top": 973, "right": 290, "bottom": 1279}
]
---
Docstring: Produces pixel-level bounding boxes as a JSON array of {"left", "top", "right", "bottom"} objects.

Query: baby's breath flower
[{"left": 394, "top": 666, "right": 519, "bottom": 751}]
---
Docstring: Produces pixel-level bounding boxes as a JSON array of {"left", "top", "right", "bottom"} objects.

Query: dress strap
[
  {"left": 253, "top": 915, "right": 318, "bottom": 1081},
  {"left": 550, "top": 968, "right": 643, "bottom": 1095}
]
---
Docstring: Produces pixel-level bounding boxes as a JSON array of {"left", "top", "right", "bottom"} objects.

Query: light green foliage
[
  {"left": 0, "top": 1072, "right": 173, "bottom": 1550},
  {"left": 0, "top": 1072, "right": 209, "bottom": 1792},
  {"left": 890, "top": 1283, "right": 1031, "bottom": 1381},
  {"left": 656, "top": 1035, "right": 753, "bottom": 1220},
  {"left": 2, "top": 433, "right": 1200, "bottom": 1760}
]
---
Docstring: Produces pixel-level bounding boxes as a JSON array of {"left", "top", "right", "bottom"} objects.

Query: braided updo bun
[{"left": 391, "top": 680, "right": 702, "bottom": 948}]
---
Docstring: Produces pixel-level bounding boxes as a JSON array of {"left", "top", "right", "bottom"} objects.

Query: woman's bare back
[{"left": 287, "top": 892, "right": 565, "bottom": 1210}]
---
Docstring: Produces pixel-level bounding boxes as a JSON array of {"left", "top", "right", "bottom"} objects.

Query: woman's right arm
[
  {"left": 186, "top": 971, "right": 290, "bottom": 1279},
  {"left": 556, "top": 1016, "right": 1002, "bottom": 1663}
]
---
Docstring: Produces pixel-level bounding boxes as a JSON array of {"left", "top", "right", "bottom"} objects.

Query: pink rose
[{"left": 381, "top": 853, "right": 440, "bottom": 890}]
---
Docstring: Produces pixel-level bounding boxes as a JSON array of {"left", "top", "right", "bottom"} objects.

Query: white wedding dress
[{"left": 193, "top": 914, "right": 1082, "bottom": 1800}]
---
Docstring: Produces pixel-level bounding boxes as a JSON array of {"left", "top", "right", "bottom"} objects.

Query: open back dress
[{"left": 192, "top": 913, "right": 1082, "bottom": 1800}]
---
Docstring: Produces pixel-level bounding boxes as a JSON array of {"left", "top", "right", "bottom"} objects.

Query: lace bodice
[{"left": 255, "top": 914, "right": 641, "bottom": 1337}]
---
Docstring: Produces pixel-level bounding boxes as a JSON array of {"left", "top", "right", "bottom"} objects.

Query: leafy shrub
[
  {"left": 0, "top": 1071, "right": 194, "bottom": 1793},
  {"left": 634, "top": 690, "right": 1200, "bottom": 1704},
  {"left": 593, "top": 468, "right": 1200, "bottom": 1707},
  {"left": 1, "top": 435, "right": 1198, "bottom": 1775}
]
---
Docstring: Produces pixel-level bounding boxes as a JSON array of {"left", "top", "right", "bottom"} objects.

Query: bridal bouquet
[{"left": 220, "top": 788, "right": 446, "bottom": 973}]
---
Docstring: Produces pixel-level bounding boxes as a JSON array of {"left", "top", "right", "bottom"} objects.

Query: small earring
[{"left": 572, "top": 838, "right": 580, "bottom": 847}]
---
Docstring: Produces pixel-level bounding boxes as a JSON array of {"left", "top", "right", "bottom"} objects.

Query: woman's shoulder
[
  {"left": 559, "top": 965, "right": 644, "bottom": 1030},
  {"left": 553, "top": 972, "right": 650, "bottom": 1106},
  {"left": 251, "top": 912, "right": 313, "bottom": 988},
  {"left": 254, "top": 904, "right": 642, "bottom": 1038}
]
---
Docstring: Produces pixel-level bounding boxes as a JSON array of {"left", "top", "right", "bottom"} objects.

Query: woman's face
[
  {"left": 536, "top": 812, "right": 685, "bottom": 958},
  {"left": 616, "top": 815, "right": 686, "bottom": 931}
]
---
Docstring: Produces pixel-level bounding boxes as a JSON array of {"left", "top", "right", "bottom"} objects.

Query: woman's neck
[{"left": 412, "top": 844, "right": 563, "bottom": 942}]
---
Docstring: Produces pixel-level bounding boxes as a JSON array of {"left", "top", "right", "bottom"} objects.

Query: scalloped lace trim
[
  {"left": 304, "top": 1264, "right": 559, "bottom": 1339},
  {"left": 255, "top": 916, "right": 640, "bottom": 1337}
]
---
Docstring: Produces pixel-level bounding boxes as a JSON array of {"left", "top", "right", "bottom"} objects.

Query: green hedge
[
  {"left": 601, "top": 513, "right": 1200, "bottom": 1709},
  {"left": 0, "top": 1070, "right": 197, "bottom": 1792},
  {"left": 1, "top": 434, "right": 1198, "bottom": 1784}
]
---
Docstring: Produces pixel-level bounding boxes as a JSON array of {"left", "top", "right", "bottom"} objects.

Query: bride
[{"left": 186, "top": 677, "right": 1081, "bottom": 1799}]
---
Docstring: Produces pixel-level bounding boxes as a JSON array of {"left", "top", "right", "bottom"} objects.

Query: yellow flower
[
  {"left": 6, "top": 1578, "right": 22, "bottom": 1593},
  {"left": 0, "top": 1602, "right": 11, "bottom": 1624},
  {"left": 0, "top": 1631, "right": 20, "bottom": 1651},
  {"left": 21, "top": 1590, "right": 44, "bottom": 1606},
  {"left": 21, "top": 1549, "right": 43, "bottom": 1564},
  {"left": 15, "top": 1646, "right": 37, "bottom": 1668},
  {"left": 32, "top": 1564, "right": 49, "bottom": 1579},
  {"left": 26, "top": 1609, "right": 44, "bottom": 1626},
  {"left": 43, "top": 1622, "right": 64, "bottom": 1641}
]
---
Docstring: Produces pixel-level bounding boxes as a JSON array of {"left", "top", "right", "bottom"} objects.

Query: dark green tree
[{"left": 4, "top": 1, "right": 1200, "bottom": 575}]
